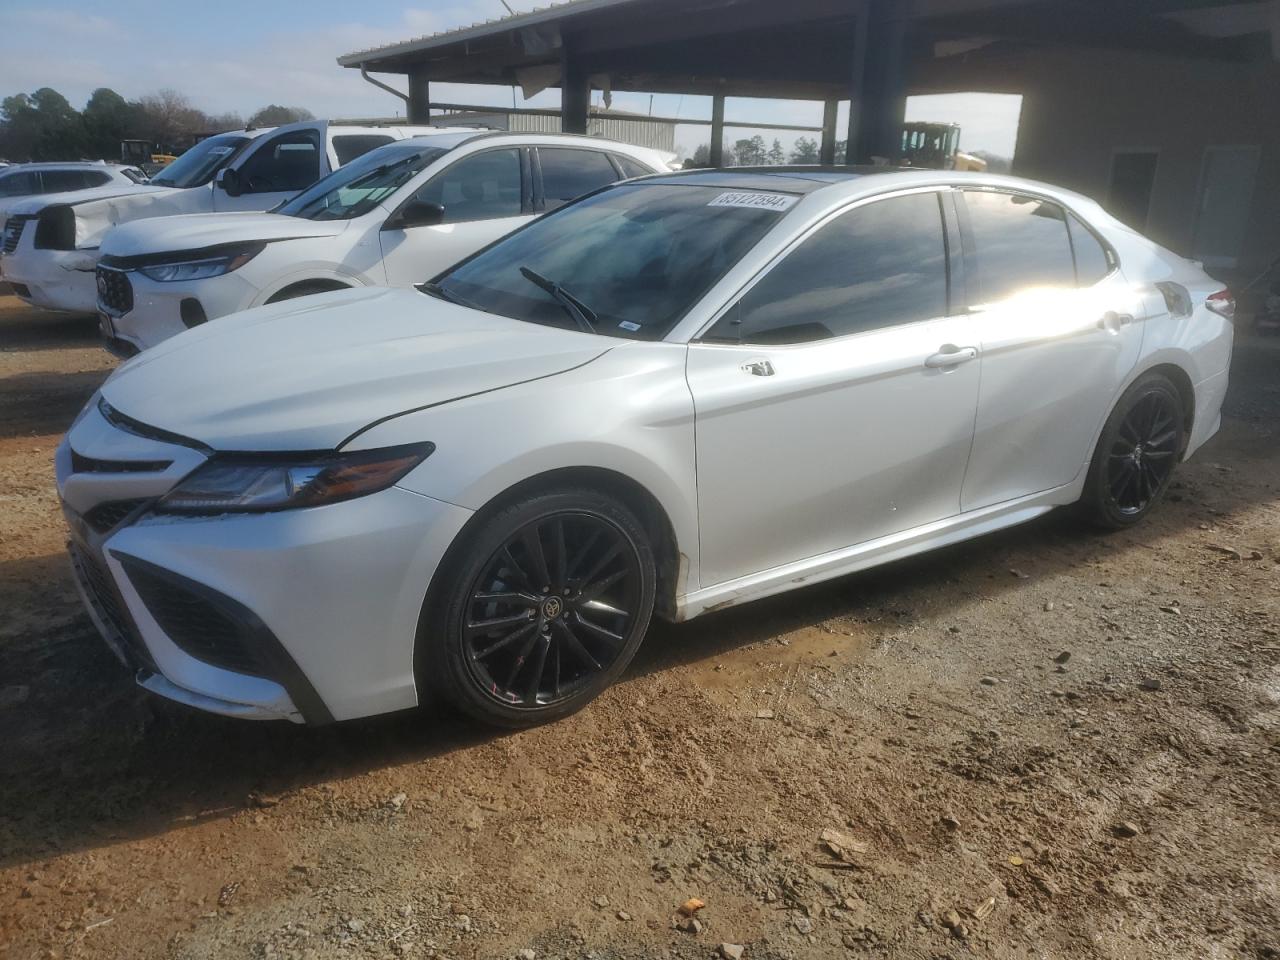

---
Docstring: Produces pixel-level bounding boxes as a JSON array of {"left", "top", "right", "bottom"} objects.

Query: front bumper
[
  {"left": 99, "top": 268, "right": 259, "bottom": 353},
  {"left": 58, "top": 400, "right": 474, "bottom": 723},
  {"left": 3, "top": 245, "right": 99, "bottom": 313}
]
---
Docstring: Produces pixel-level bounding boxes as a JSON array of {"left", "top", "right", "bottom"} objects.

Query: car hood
[
  {"left": 7, "top": 183, "right": 201, "bottom": 248},
  {"left": 102, "top": 212, "right": 346, "bottom": 258},
  {"left": 101, "top": 286, "right": 613, "bottom": 451}
]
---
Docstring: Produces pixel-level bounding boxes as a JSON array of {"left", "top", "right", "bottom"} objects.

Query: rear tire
[
  {"left": 1078, "top": 372, "right": 1185, "bottom": 529},
  {"left": 419, "top": 488, "right": 656, "bottom": 728}
]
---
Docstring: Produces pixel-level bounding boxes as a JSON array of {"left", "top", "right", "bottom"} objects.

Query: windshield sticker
[
  {"left": 618, "top": 320, "right": 641, "bottom": 332},
  {"left": 708, "top": 191, "right": 798, "bottom": 212}
]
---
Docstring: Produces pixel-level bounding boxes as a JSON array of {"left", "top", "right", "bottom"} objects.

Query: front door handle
[
  {"left": 924, "top": 345, "right": 978, "bottom": 369},
  {"left": 741, "top": 359, "right": 775, "bottom": 377}
]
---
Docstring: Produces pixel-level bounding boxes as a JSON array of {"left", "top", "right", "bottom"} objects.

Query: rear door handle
[
  {"left": 924, "top": 346, "right": 978, "bottom": 369},
  {"left": 1098, "top": 310, "right": 1134, "bottom": 331}
]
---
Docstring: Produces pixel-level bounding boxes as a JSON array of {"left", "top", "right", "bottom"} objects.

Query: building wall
[
  {"left": 431, "top": 111, "right": 676, "bottom": 153},
  {"left": 915, "top": 47, "right": 1280, "bottom": 275}
]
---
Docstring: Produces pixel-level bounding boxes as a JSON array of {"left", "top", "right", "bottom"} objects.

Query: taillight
[{"left": 1205, "top": 288, "right": 1235, "bottom": 320}]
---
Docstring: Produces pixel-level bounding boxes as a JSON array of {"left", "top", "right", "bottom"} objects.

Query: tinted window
[
  {"left": 415, "top": 149, "right": 522, "bottom": 223},
  {"left": 150, "top": 133, "right": 249, "bottom": 188},
  {"left": 615, "top": 155, "right": 654, "bottom": 179},
  {"left": 964, "top": 190, "right": 1074, "bottom": 305},
  {"left": 539, "top": 148, "right": 619, "bottom": 208},
  {"left": 333, "top": 134, "right": 395, "bottom": 166},
  {"left": 239, "top": 130, "right": 321, "bottom": 193},
  {"left": 1068, "top": 213, "right": 1111, "bottom": 286},
  {"left": 440, "top": 182, "right": 786, "bottom": 340},
  {"left": 40, "top": 170, "right": 91, "bottom": 192},
  {"left": 714, "top": 192, "right": 948, "bottom": 345},
  {"left": 0, "top": 171, "right": 37, "bottom": 197},
  {"left": 279, "top": 141, "right": 447, "bottom": 221}
]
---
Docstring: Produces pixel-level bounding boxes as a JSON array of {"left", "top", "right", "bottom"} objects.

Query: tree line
[
  {"left": 688, "top": 135, "right": 842, "bottom": 168},
  {"left": 0, "top": 87, "right": 315, "bottom": 163}
]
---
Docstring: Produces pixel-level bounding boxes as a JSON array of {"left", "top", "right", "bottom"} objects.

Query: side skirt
[{"left": 675, "top": 482, "right": 1078, "bottom": 621}]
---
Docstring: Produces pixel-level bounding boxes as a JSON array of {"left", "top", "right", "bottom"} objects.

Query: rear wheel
[
  {"left": 1079, "top": 372, "right": 1185, "bottom": 529},
  {"left": 421, "top": 488, "right": 656, "bottom": 727}
]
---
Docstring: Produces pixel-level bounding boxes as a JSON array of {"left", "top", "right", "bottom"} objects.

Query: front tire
[
  {"left": 1079, "top": 372, "right": 1185, "bottom": 529},
  {"left": 420, "top": 488, "right": 656, "bottom": 727}
]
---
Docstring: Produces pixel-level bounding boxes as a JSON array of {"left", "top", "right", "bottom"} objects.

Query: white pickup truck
[{"left": 0, "top": 120, "right": 448, "bottom": 313}]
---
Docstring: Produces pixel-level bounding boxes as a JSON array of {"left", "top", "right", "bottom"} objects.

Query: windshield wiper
[
  {"left": 417, "top": 280, "right": 478, "bottom": 309},
  {"left": 519, "top": 266, "right": 597, "bottom": 334}
]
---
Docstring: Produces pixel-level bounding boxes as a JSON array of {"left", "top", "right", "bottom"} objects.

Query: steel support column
[
  {"left": 407, "top": 70, "right": 431, "bottom": 124},
  {"left": 560, "top": 47, "right": 590, "bottom": 134},
  {"left": 847, "top": 0, "right": 909, "bottom": 164},
  {"left": 709, "top": 94, "right": 726, "bottom": 167},
  {"left": 819, "top": 99, "right": 840, "bottom": 165}
]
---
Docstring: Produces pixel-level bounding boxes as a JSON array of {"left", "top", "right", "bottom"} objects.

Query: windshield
[
  {"left": 150, "top": 134, "right": 251, "bottom": 188},
  {"left": 276, "top": 140, "right": 449, "bottom": 221},
  {"left": 435, "top": 183, "right": 790, "bottom": 340}
]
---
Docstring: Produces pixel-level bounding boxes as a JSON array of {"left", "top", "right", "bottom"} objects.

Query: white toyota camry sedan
[
  {"left": 58, "top": 168, "right": 1233, "bottom": 727},
  {"left": 94, "top": 132, "right": 672, "bottom": 355}
]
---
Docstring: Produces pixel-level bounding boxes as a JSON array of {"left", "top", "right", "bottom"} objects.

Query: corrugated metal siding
[{"left": 433, "top": 111, "right": 674, "bottom": 152}]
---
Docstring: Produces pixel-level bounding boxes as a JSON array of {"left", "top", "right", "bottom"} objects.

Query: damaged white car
[{"left": 0, "top": 121, "right": 444, "bottom": 314}]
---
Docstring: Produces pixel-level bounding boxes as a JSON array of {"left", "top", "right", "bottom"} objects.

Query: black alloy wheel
[
  {"left": 1080, "top": 372, "right": 1186, "bottom": 529},
  {"left": 424, "top": 489, "right": 656, "bottom": 726},
  {"left": 1106, "top": 391, "right": 1180, "bottom": 515}
]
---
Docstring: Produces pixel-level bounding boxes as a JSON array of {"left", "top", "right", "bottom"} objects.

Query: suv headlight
[
  {"left": 156, "top": 443, "right": 434, "bottom": 514},
  {"left": 138, "top": 243, "right": 265, "bottom": 283}
]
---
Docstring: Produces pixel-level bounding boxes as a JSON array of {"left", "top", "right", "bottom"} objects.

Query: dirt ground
[{"left": 0, "top": 293, "right": 1276, "bottom": 960}]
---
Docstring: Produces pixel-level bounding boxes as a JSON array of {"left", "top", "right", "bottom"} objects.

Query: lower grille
[
  {"left": 84, "top": 499, "right": 148, "bottom": 534},
  {"left": 68, "top": 541, "right": 157, "bottom": 672},
  {"left": 96, "top": 266, "right": 133, "bottom": 314},
  {"left": 2, "top": 216, "right": 30, "bottom": 254},
  {"left": 123, "top": 560, "right": 265, "bottom": 677}
]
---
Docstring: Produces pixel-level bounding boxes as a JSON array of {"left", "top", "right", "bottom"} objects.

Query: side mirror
[
  {"left": 385, "top": 200, "right": 445, "bottom": 230},
  {"left": 218, "top": 167, "right": 243, "bottom": 198}
]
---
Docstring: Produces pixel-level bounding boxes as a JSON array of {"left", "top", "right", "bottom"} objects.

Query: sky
[{"left": 0, "top": 0, "right": 1022, "bottom": 159}]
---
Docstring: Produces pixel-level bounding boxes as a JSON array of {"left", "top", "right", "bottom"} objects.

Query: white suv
[
  {"left": 0, "top": 121, "right": 448, "bottom": 314},
  {"left": 0, "top": 162, "right": 147, "bottom": 233},
  {"left": 94, "top": 133, "right": 673, "bottom": 354}
]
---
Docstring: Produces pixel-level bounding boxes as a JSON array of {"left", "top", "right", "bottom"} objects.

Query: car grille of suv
[
  {"left": 123, "top": 560, "right": 266, "bottom": 677},
  {"left": 2, "top": 216, "right": 30, "bottom": 254},
  {"left": 96, "top": 267, "right": 133, "bottom": 314}
]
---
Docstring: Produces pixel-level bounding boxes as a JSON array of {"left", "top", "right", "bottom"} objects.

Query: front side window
[
  {"left": 0, "top": 171, "right": 38, "bottom": 197},
  {"left": 710, "top": 191, "right": 948, "bottom": 345},
  {"left": 539, "top": 148, "right": 620, "bottom": 209},
  {"left": 150, "top": 134, "right": 250, "bottom": 188},
  {"left": 277, "top": 141, "right": 448, "bottom": 221},
  {"left": 437, "top": 182, "right": 789, "bottom": 340},
  {"left": 39, "top": 170, "right": 92, "bottom": 192},
  {"left": 963, "top": 190, "right": 1075, "bottom": 306},
  {"left": 413, "top": 149, "right": 523, "bottom": 223},
  {"left": 237, "top": 130, "right": 322, "bottom": 194},
  {"left": 333, "top": 134, "right": 395, "bottom": 166}
]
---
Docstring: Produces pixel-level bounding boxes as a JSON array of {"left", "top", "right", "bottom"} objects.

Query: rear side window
[
  {"left": 615, "top": 155, "right": 655, "bottom": 179},
  {"left": 238, "top": 129, "right": 322, "bottom": 193},
  {"left": 414, "top": 148, "right": 523, "bottom": 223},
  {"left": 1067, "top": 213, "right": 1111, "bottom": 286},
  {"left": 0, "top": 171, "right": 37, "bottom": 197},
  {"left": 539, "top": 148, "right": 620, "bottom": 209},
  {"left": 333, "top": 134, "right": 395, "bottom": 166},
  {"left": 715, "top": 191, "right": 948, "bottom": 345},
  {"left": 963, "top": 190, "right": 1075, "bottom": 305}
]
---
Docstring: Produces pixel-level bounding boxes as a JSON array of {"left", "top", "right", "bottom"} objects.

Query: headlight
[
  {"left": 138, "top": 243, "right": 264, "bottom": 283},
  {"left": 156, "top": 443, "right": 434, "bottom": 514}
]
